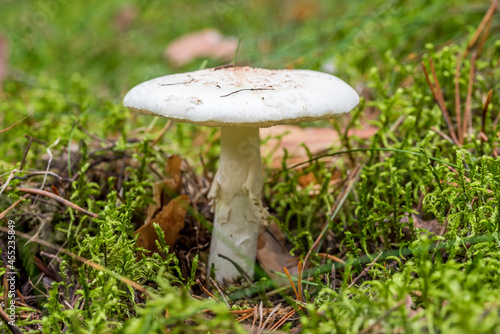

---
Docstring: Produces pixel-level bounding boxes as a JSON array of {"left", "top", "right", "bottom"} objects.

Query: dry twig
[
  {"left": 3, "top": 187, "right": 97, "bottom": 218},
  {"left": 0, "top": 306, "right": 24, "bottom": 334},
  {"left": 347, "top": 251, "right": 383, "bottom": 288},
  {"left": 422, "top": 60, "right": 459, "bottom": 145},
  {"left": 463, "top": 52, "right": 477, "bottom": 136},
  {"left": 0, "top": 194, "right": 30, "bottom": 220},
  {"left": 464, "top": 0, "right": 499, "bottom": 57},
  {"left": 0, "top": 115, "right": 29, "bottom": 135},
  {"left": 316, "top": 253, "right": 345, "bottom": 265}
]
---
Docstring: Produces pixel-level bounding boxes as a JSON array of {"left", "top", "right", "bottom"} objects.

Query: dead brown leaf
[
  {"left": 145, "top": 155, "right": 183, "bottom": 224},
  {"left": 135, "top": 195, "right": 189, "bottom": 257},
  {"left": 164, "top": 29, "right": 238, "bottom": 67},
  {"left": 297, "top": 171, "right": 317, "bottom": 188},
  {"left": 257, "top": 223, "right": 298, "bottom": 280}
]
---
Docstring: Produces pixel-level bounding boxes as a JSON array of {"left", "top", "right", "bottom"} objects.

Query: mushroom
[{"left": 123, "top": 66, "right": 359, "bottom": 282}]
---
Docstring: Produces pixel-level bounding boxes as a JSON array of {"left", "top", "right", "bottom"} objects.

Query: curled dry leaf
[
  {"left": 136, "top": 194, "right": 189, "bottom": 257},
  {"left": 164, "top": 29, "right": 238, "bottom": 67},
  {"left": 145, "top": 155, "right": 183, "bottom": 224},
  {"left": 257, "top": 222, "right": 298, "bottom": 280},
  {"left": 136, "top": 155, "right": 187, "bottom": 257}
]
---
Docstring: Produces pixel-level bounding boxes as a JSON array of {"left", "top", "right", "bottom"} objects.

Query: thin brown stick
[
  {"left": 251, "top": 305, "right": 258, "bottom": 332},
  {"left": 482, "top": 90, "right": 493, "bottom": 134},
  {"left": 0, "top": 227, "right": 149, "bottom": 297},
  {"left": 297, "top": 261, "right": 303, "bottom": 303},
  {"left": 303, "top": 164, "right": 363, "bottom": 269},
  {"left": 283, "top": 267, "right": 299, "bottom": 303},
  {"left": 258, "top": 302, "right": 264, "bottom": 333},
  {"left": 268, "top": 309, "right": 295, "bottom": 331},
  {"left": 0, "top": 169, "right": 17, "bottom": 196},
  {"left": 196, "top": 279, "right": 221, "bottom": 303},
  {"left": 464, "top": 0, "right": 499, "bottom": 57},
  {"left": 236, "top": 311, "right": 253, "bottom": 323},
  {"left": 151, "top": 120, "right": 173, "bottom": 146},
  {"left": 4, "top": 187, "right": 97, "bottom": 218},
  {"left": 0, "top": 194, "right": 30, "bottom": 220},
  {"left": 20, "top": 137, "right": 32, "bottom": 171},
  {"left": 347, "top": 251, "right": 383, "bottom": 288},
  {"left": 316, "top": 253, "right": 346, "bottom": 265},
  {"left": 0, "top": 296, "right": 36, "bottom": 309},
  {"left": 0, "top": 306, "right": 24, "bottom": 334},
  {"left": 230, "top": 308, "right": 255, "bottom": 315},
  {"left": 476, "top": 13, "right": 493, "bottom": 58},
  {"left": 260, "top": 303, "right": 282, "bottom": 334},
  {"left": 425, "top": 60, "right": 459, "bottom": 145},
  {"left": 421, "top": 62, "right": 438, "bottom": 97},
  {"left": 454, "top": 54, "right": 463, "bottom": 144},
  {"left": 463, "top": 52, "right": 477, "bottom": 136},
  {"left": 430, "top": 126, "right": 455, "bottom": 145},
  {"left": 209, "top": 278, "right": 229, "bottom": 308},
  {"left": 0, "top": 115, "right": 29, "bottom": 135}
]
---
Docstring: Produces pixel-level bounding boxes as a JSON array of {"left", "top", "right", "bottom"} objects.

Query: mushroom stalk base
[{"left": 208, "top": 126, "right": 265, "bottom": 282}]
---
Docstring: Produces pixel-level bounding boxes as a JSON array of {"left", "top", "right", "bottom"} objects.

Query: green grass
[{"left": 1, "top": 0, "right": 500, "bottom": 333}]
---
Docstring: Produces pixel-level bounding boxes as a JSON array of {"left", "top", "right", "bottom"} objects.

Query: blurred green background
[{"left": 0, "top": 0, "right": 493, "bottom": 98}]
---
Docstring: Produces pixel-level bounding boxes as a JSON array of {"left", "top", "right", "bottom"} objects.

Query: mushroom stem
[{"left": 208, "top": 126, "right": 265, "bottom": 282}]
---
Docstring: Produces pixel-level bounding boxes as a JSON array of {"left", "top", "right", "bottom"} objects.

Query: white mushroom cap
[{"left": 123, "top": 66, "right": 359, "bottom": 127}]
